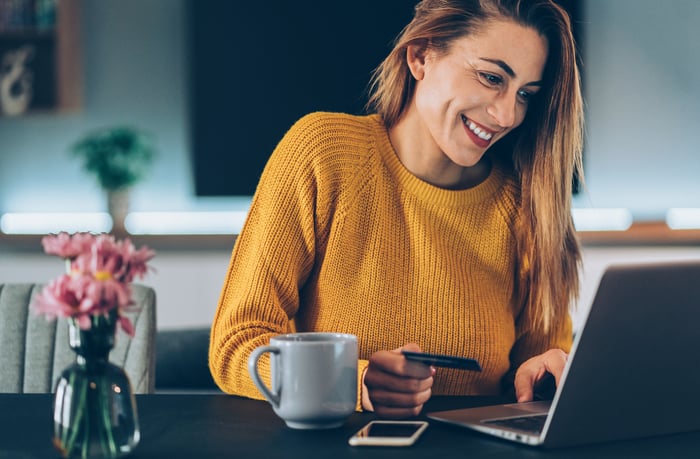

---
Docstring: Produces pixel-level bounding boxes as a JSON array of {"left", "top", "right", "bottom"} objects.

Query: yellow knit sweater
[{"left": 209, "top": 112, "right": 572, "bottom": 403}]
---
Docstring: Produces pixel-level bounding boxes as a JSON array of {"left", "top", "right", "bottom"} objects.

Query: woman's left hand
[{"left": 513, "top": 348, "right": 568, "bottom": 402}]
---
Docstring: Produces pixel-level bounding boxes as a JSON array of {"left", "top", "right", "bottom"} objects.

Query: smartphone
[{"left": 348, "top": 420, "right": 429, "bottom": 447}]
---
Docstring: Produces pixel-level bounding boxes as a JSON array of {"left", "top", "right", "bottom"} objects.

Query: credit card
[{"left": 402, "top": 350, "right": 482, "bottom": 372}]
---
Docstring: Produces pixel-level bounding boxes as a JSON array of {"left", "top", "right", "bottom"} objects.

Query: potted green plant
[{"left": 71, "top": 126, "right": 156, "bottom": 235}]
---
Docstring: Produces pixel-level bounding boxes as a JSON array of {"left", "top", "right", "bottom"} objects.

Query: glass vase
[{"left": 52, "top": 313, "right": 140, "bottom": 459}]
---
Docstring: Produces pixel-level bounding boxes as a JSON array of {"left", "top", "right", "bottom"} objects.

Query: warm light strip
[
  {"left": 572, "top": 208, "right": 633, "bottom": 232},
  {"left": 0, "top": 213, "right": 113, "bottom": 234},
  {"left": 124, "top": 211, "right": 247, "bottom": 235},
  {"left": 666, "top": 208, "right": 700, "bottom": 230}
]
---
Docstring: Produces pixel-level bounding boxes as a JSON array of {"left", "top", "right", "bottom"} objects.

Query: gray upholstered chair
[{"left": 0, "top": 283, "right": 157, "bottom": 394}]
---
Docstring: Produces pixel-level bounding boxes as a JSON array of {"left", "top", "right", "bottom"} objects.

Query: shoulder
[
  {"left": 490, "top": 160, "right": 521, "bottom": 224},
  {"left": 283, "top": 112, "right": 383, "bottom": 149},
  {"left": 261, "top": 112, "right": 387, "bottom": 229},
  {"left": 293, "top": 111, "right": 380, "bottom": 129},
  {"left": 269, "top": 111, "right": 385, "bottom": 175}
]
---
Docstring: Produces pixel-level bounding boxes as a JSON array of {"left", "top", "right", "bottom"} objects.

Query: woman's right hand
[{"left": 361, "top": 343, "right": 435, "bottom": 418}]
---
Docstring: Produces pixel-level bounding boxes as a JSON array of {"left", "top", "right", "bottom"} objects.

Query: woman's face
[{"left": 408, "top": 19, "right": 549, "bottom": 168}]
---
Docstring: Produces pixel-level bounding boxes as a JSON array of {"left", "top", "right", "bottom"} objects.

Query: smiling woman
[{"left": 209, "top": 0, "right": 586, "bottom": 420}]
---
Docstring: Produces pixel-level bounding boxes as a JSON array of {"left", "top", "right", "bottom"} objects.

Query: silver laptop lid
[
  {"left": 428, "top": 260, "right": 700, "bottom": 448},
  {"left": 542, "top": 260, "right": 700, "bottom": 447}
]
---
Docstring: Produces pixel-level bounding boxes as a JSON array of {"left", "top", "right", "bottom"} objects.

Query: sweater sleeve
[{"left": 208, "top": 115, "right": 321, "bottom": 399}]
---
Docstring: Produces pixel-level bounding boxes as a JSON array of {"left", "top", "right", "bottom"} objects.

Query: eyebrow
[{"left": 479, "top": 57, "right": 543, "bottom": 87}]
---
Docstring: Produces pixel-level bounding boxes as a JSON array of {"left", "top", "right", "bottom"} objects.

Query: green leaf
[{"left": 71, "top": 126, "right": 157, "bottom": 191}]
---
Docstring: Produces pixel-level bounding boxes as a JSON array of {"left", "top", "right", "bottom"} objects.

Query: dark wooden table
[{"left": 1, "top": 393, "right": 699, "bottom": 458}]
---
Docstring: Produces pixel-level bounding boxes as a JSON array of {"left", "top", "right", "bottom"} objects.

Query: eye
[
  {"left": 517, "top": 89, "right": 534, "bottom": 103},
  {"left": 517, "top": 88, "right": 539, "bottom": 105},
  {"left": 478, "top": 72, "right": 503, "bottom": 87}
]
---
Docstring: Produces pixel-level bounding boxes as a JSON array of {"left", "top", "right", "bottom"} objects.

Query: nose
[{"left": 486, "top": 92, "right": 517, "bottom": 129}]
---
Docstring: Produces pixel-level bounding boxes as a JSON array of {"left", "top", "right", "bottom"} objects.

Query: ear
[{"left": 406, "top": 40, "right": 430, "bottom": 81}]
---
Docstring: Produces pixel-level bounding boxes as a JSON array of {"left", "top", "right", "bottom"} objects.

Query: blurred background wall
[
  {"left": 1, "top": 0, "right": 699, "bottom": 330},
  {"left": 580, "top": 0, "right": 700, "bottom": 219},
  {"left": 1, "top": 0, "right": 699, "bottom": 217},
  {"left": 0, "top": 0, "right": 203, "bottom": 214}
]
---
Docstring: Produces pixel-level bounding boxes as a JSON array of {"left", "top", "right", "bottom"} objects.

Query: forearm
[
  {"left": 209, "top": 319, "right": 285, "bottom": 397},
  {"left": 208, "top": 230, "right": 306, "bottom": 396}
]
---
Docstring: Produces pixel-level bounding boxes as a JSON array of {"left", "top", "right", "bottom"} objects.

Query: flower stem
[
  {"left": 99, "top": 376, "right": 119, "bottom": 456},
  {"left": 63, "top": 372, "right": 88, "bottom": 457}
]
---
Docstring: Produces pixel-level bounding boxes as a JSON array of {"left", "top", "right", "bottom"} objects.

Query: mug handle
[{"left": 247, "top": 345, "right": 281, "bottom": 408}]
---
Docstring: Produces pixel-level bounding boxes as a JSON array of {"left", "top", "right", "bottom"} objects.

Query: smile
[{"left": 461, "top": 115, "right": 493, "bottom": 141}]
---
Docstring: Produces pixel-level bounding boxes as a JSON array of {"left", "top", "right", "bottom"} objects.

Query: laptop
[{"left": 428, "top": 260, "right": 700, "bottom": 448}]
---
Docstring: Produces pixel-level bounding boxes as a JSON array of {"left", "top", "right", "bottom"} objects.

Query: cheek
[
  {"left": 418, "top": 72, "right": 467, "bottom": 112},
  {"left": 412, "top": 82, "right": 435, "bottom": 118},
  {"left": 463, "top": 91, "right": 484, "bottom": 108}
]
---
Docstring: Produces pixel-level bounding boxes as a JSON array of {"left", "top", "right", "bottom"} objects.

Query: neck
[{"left": 387, "top": 113, "right": 492, "bottom": 190}]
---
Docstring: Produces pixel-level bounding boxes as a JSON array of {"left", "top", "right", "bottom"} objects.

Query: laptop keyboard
[{"left": 483, "top": 414, "right": 547, "bottom": 434}]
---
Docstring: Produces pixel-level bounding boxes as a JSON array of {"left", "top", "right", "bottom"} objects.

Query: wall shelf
[
  {"left": 577, "top": 221, "right": 700, "bottom": 247},
  {"left": 0, "top": 233, "right": 238, "bottom": 253},
  {"left": 0, "top": 0, "right": 82, "bottom": 116}
]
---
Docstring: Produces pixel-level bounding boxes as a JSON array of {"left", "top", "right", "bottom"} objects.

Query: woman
[{"left": 209, "top": 0, "right": 583, "bottom": 419}]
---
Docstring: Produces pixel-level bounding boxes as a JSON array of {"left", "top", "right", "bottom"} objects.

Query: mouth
[{"left": 461, "top": 115, "right": 494, "bottom": 142}]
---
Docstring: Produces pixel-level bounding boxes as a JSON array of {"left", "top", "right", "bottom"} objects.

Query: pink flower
[
  {"left": 33, "top": 275, "right": 82, "bottom": 319},
  {"left": 70, "top": 235, "right": 155, "bottom": 284},
  {"left": 42, "top": 232, "right": 96, "bottom": 259},
  {"left": 32, "top": 232, "right": 155, "bottom": 337},
  {"left": 120, "top": 241, "right": 156, "bottom": 283}
]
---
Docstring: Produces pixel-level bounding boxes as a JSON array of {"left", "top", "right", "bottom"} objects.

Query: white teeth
[{"left": 463, "top": 117, "right": 493, "bottom": 140}]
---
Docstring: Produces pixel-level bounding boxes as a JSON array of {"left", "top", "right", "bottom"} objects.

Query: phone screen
[
  {"left": 348, "top": 421, "right": 429, "bottom": 446},
  {"left": 364, "top": 422, "right": 424, "bottom": 437}
]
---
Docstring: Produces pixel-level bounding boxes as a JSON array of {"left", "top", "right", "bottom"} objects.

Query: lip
[{"left": 461, "top": 115, "right": 496, "bottom": 149}]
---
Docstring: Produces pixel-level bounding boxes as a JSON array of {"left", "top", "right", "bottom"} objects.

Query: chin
[{"left": 453, "top": 155, "right": 486, "bottom": 168}]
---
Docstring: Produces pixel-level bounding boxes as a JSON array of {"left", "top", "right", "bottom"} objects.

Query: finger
[
  {"left": 364, "top": 366, "right": 434, "bottom": 394},
  {"left": 514, "top": 371, "right": 536, "bottom": 403},
  {"left": 514, "top": 357, "right": 547, "bottom": 402},
  {"left": 399, "top": 343, "right": 423, "bottom": 353},
  {"left": 368, "top": 385, "right": 432, "bottom": 408},
  {"left": 514, "top": 349, "right": 569, "bottom": 402},
  {"left": 369, "top": 350, "right": 433, "bottom": 380},
  {"left": 370, "top": 387, "right": 432, "bottom": 419},
  {"left": 542, "top": 349, "right": 568, "bottom": 386},
  {"left": 373, "top": 404, "right": 425, "bottom": 419}
]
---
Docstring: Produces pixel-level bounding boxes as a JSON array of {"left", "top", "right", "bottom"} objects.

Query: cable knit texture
[{"left": 209, "top": 112, "right": 572, "bottom": 405}]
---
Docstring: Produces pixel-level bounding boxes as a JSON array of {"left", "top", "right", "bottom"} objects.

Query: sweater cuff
[{"left": 356, "top": 359, "right": 369, "bottom": 411}]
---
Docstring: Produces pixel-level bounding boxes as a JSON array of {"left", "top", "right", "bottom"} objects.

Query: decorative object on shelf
[
  {"left": 0, "top": 44, "right": 35, "bottom": 116},
  {"left": 71, "top": 127, "right": 156, "bottom": 236},
  {"left": 0, "top": 0, "right": 78, "bottom": 116},
  {"left": 32, "top": 231, "right": 155, "bottom": 459}
]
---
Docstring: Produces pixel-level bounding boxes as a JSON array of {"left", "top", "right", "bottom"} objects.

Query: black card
[{"left": 402, "top": 351, "right": 482, "bottom": 372}]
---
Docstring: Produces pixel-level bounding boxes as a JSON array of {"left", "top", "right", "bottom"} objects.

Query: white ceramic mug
[{"left": 248, "top": 332, "right": 358, "bottom": 429}]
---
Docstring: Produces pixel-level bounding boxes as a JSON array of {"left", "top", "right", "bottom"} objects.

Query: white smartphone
[{"left": 348, "top": 420, "right": 429, "bottom": 447}]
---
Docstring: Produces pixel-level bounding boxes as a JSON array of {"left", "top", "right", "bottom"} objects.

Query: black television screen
[
  {"left": 189, "top": 0, "right": 582, "bottom": 197},
  {"left": 189, "top": 0, "right": 416, "bottom": 196}
]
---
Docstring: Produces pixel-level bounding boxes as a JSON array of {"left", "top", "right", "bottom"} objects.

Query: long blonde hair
[{"left": 367, "top": 0, "right": 584, "bottom": 333}]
